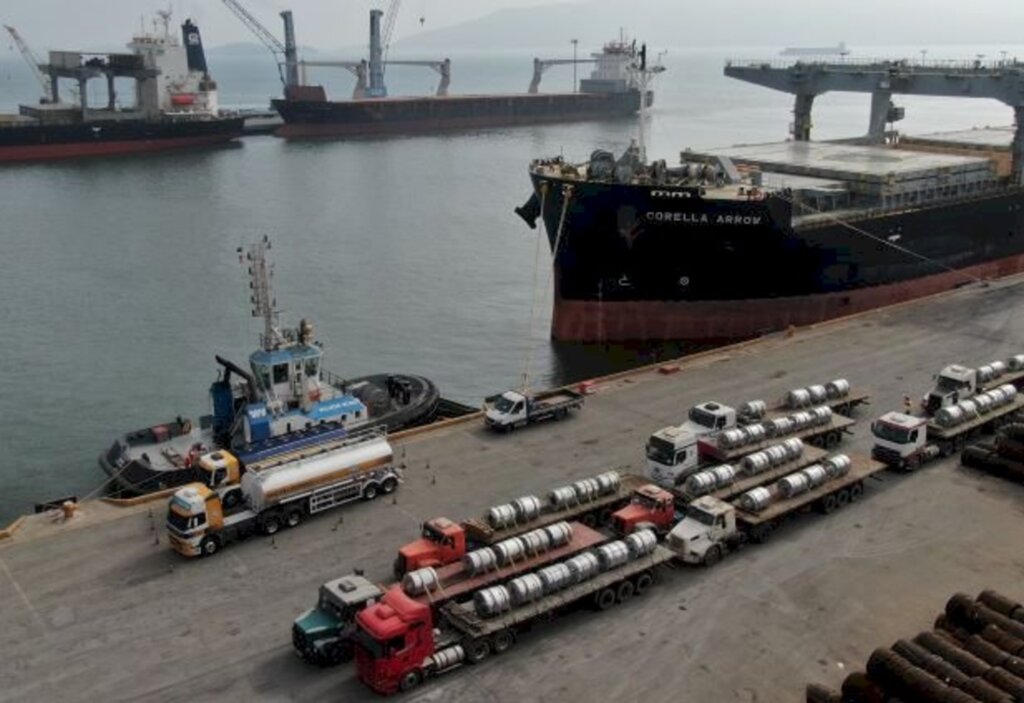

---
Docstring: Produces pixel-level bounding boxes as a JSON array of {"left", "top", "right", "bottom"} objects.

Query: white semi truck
[{"left": 166, "top": 429, "right": 398, "bottom": 557}]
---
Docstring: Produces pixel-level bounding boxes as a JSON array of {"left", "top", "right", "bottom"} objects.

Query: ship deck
[{"left": 4, "top": 274, "right": 1024, "bottom": 700}]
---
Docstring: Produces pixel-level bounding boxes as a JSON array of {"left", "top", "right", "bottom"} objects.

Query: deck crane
[
  {"left": 218, "top": 0, "right": 298, "bottom": 88},
  {"left": 4, "top": 24, "right": 55, "bottom": 102}
]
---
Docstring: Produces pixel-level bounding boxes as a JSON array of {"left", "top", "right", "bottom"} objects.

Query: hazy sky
[{"left": 4, "top": 0, "right": 1024, "bottom": 55}]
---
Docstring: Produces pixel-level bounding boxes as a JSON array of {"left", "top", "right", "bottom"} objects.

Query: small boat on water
[{"left": 99, "top": 238, "right": 443, "bottom": 494}]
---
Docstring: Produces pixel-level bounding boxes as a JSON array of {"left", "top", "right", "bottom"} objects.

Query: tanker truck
[
  {"left": 352, "top": 529, "right": 674, "bottom": 695},
  {"left": 667, "top": 453, "right": 885, "bottom": 566},
  {"left": 166, "top": 428, "right": 398, "bottom": 557},
  {"left": 294, "top": 520, "right": 607, "bottom": 665},
  {"left": 872, "top": 384, "right": 1024, "bottom": 471}
]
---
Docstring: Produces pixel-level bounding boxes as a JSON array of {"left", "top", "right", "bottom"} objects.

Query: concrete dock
[{"left": 3, "top": 276, "right": 1024, "bottom": 702}]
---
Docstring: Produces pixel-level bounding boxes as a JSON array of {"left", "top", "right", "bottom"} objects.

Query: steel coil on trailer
[
  {"left": 738, "top": 486, "right": 773, "bottom": 513},
  {"left": 788, "top": 388, "right": 812, "bottom": 409},
  {"left": 463, "top": 547, "right": 498, "bottom": 575},
  {"left": 595, "top": 541, "right": 631, "bottom": 571},
  {"left": 487, "top": 504, "right": 517, "bottom": 529},
  {"left": 402, "top": 567, "right": 439, "bottom": 596},
  {"left": 543, "top": 521, "right": 573, "bottom": 547},
  {"left": 808, "top": 385, "right": 828, "bottom": 404},
  {"left": 512, "top": 495, "right": 542, "bottom": 522},
  {"left": 494, "top": 537, "right": 525, "bottom": 566},
  {"left": 826, "top": 378, "right": 850, "bottom": 399},
  {"left": 625, "top": 529, "right": 658, "bottom": 558},
  {"left": 595, "top": 471, "right": 621, "bottom": 495},
  {"left": 508, "top": 573, "right": 544, "bottom": 606},
  {"left": 474, "top": 585, "right": 511, "bottom": 618},
  {"left": 518, "top": 528, "right": 551, "bottom": 555},
  {"left": 565, "top": 551, "right": 600, "bottom": 583},
  {"left": 740, "top": 399, "right": 766, "bottom": 420},
  {"left": 537, "top": 563, "right": 573, "bottom": 593},
  {"left": 823, "top": 454, "right": 851, "bottom": 478},
  {"left": 549, "top": 485, "right": 577, "bottom": 508},
  {"left": 778, "top": 472, "right": 810, "bottom": 498}
]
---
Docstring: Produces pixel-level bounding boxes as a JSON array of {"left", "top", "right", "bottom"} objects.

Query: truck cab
[
  {"left": 924, "top": 365, "right": 977, "bottom": 414},
  {"left": 667, "top": 496, "right": 736, "bottom": 565},
  {"left": 611, "top": 484, "right": 677, "bottom": 534},
  {"left": 645, "top": 425, "right": 699, "bottom": 487},
  {"left": 166, "top": 483, "right": 225, "bottom": 557},
  {"left": 870, "top": 411, "right": 928, "bottom": 468},
  {"left": 194, "top": 450, "right": 244, "bottom": 509},
  {"left": 682, "top": 402, "right": 737, "bottom": 436},
  {"left": 394, "top": 517, "right": 467, "bottom": 577},
  {"left": 293, "top": 574, "right": 384, "bottom": 666},
  {"left": 485, "top": 391, "right": 528, "bottom": 430},
  {"left": 353, "top": 586, "right": 436, "bottom": 695}
]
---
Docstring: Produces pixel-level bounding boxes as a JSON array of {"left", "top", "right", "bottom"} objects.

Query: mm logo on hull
[{"left": 645, "top": 211, "right": 763, "bottom": 226}]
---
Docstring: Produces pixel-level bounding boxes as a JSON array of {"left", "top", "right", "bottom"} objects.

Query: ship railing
[
  {"left": 322, "top": 370, "right": 349, "bottom": 393},
  {"left": 725, "top": 57, "right": 1023, "bottom": 73}
]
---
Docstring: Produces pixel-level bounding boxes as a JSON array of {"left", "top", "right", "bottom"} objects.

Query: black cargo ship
[
  {"left": 518, "top": 135, "right": 1024, "bottom": 342},
  {"left": 273, "top": 38, "right": 654, "bottom": 138},
  {"left": 0, "top": 16, "right": 242, "bottom": 163}
]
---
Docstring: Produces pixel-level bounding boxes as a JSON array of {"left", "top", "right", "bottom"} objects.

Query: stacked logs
[{"left": 807, "top": 590, "right": 1024, "bottom": 703}]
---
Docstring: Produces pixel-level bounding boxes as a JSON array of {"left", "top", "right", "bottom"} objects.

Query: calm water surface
[{"left": 0, "top": 45, "right": 1017, "bottom": 520}]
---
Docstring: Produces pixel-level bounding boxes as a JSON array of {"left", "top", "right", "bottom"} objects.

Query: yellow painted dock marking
[{"left": 0, "top": 555, "right": 45, "bottom": 630}]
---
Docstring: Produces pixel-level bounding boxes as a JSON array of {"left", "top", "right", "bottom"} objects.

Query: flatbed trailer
[
  {"left": 461, "top": 473, "right": 649, "bottom": 544},
  {"left": 414, "top": 523, "right": 608, "bottom": 606},
  {"left": 699, "top": 414, "right": 854, "bottom": 462},
  {"left": 926, "top": 394, "right": 1024, "bottom": 444},
  {"left": 676, "top": 445, "right": 829, "bottom": 504},
  {"left": 750, "top": 388, "right": 870, "bottom": 422}
]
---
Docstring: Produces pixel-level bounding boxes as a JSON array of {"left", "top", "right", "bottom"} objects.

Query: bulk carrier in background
[
  {"left": 0, "top": 12, "right": 243, "bottom": 163},
  {"left": 518, "top": 57, "right": 1024, "bottom": 343},
  {"left": 264, "top": 9, "right": 656, "bottom": 138}
]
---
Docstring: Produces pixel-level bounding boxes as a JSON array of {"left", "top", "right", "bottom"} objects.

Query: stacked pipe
[
  {"left": 806, "top": 590, "right": 1024, "bottom": 703},
  {"left": 936, "top": 385, "right": 1017, "bottom": 429},
  {"left": 962, "top": 423, "right": 1024, "bottom": 484},
  {"left": 473, "top": 529, "right": 658, "bottom": 618}
]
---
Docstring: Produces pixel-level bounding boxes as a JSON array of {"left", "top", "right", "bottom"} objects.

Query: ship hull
[
  {"left": 0, "top": 117, "right": 245, "bottom": 163},
  {"left": 529, "top": 173, "right": 1024, "bottom": 342},
  {"left": 272, "top": 90, "right": 645, "bottom": 138}
]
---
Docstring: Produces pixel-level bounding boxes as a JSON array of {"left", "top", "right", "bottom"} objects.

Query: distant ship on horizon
[{"left": 780, "top": 42, "right": 850, "bottom": 57}]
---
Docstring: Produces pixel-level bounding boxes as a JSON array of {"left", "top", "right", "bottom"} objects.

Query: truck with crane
[
  {"left": 166, "top": 429, "right": 398, "bottom": 557},
  {"left": 872, "top": 384, "right": 1024, "bottom": 471},
  {"left": 352, "top": 529, "right": 673, "bottom": 695},
  {"left": 294, "top": 520, "right": 607, "bottom": 665},
  {"left": 393, "top": 470, "right": 642, "bottom": 577},
  {"left": 667, "top": 453, "right": 885, "bottom": 566},
  {"left": 483, "top": 387, "right": 584, "bottom": 432}
]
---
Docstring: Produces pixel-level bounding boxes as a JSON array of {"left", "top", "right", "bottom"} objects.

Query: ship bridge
[{"left": 724, "top": 57, "right": 1024, "bottom": 184}]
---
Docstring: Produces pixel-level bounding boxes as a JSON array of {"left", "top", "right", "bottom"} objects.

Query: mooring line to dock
[{"left": 0, "top": 555, "right": 45, "bottom": 630}]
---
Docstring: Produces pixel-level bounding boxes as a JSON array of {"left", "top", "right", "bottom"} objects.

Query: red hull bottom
[
  {"left": 551, "top": 254, "right": 1024, "bottom": 342},
  {"left": 275, "top": 112, "right": 631, "bottom": 139},
  {"left": 0, "top": 133, "right": 239, "bottom": 163}
]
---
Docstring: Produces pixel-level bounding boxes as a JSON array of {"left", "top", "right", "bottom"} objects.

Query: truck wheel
[
  {"left": 286, "top": 509, "right": 303, "bottom": 528},
  {"left": 836, "top": 489, "right": 851, "bottom": 508},
  {"left": 200, "top": 536, "right": 219, "bottom": 557},
  {"left": 634, "top": 572, "right": 654, "bottom": 594},
  {"left": 826, "top": 431, "right": 841, "bottom": 448},
  {"left": 362, "top": 483, "right": 379, "bottom": 501},
  {"left": 262, "top": 516, "right": 281, "bottom": 535},
  {"left": 751, "top": 522, "right": 775, "bottom": 544},
  {"left": 595, "top": 587, "right": 617, "bottom": 611},
  {"left": 616, "top": 580, "right": 636, "bottom": 603},
  {"left": 581, "top": 513, "right": 598, "bottom": 528},
  {"left": 598, "top": 508, "right": 613, "bottom": 526},
  {"left": 465, "top": 638, "right": 491, "bottom": 664},
  {"left": 557, "top": 408, "right": 568, "bottom": 419},
  {"left": 399, "top": 669, "right": 422, "bottom": 692},
  {"left": 381, "top": 476, "right": 398, "bottom": 494},
  {"left": 849, "top": 482, "right": 864, "bottom": 501},
  {"left": 492, "top": 630, "right": 515, "bottom": 654},
  {"left": 821, "top": 494, "right": 838, "bottom": 514},
  {"left": 702, "top": 545, "right": 723, "bottom": 567}
]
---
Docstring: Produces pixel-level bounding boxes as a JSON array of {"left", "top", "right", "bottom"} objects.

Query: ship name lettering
[{"left": 645, "top": 212, "right": 762, "bottom": 226}]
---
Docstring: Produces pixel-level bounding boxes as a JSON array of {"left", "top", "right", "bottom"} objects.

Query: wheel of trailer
[
  {"left": 465, "top": 638, "right": 491, "bottom": 664},
  {"left": 262, "top": 515, "right": 281, "bottom": 535},
  {"left": 557, "top": 408, "right": 568, "bottom": 419},
  {"left": 492, "top": 630, "right": 515, "bottom": 655},
  {"left": 286, "top": 509, "right": 303, "bottom": 528},
  {"left": 362, "top": 483, "right": 379, "bottom": 501},
  {"left": 825, "top": 431, "right": 841, "bottom": 449},
  {"left": 598, "top": 508, "right": 614, "bottom": 526},
  {"left": 595, "top": 587, "right": 617, "bottom": 611},
  {"left": 200, "top": 536, "right": 219, "bottom": 557},
  {"left": 836, "top": 489, "right": 851, "bottom": 509},
  {"left": 634, "top": 571, "right": 654, "bottom": 594},
  {"left": 837, "top": 403, "right": 851, "bottom": 415},
  {"left": 581, "top": 512, "right": 598, "bottom": 528},
  {"left": 821, "top": 494, "right": 838, "bottom": 514},
  {"left": 702, "top": 545, "right": 723, "bottom": 568},
  {"left": 381, "top": 476, "right": 398, "bottom": 494},
  {"left": 751, "top": 522, "right": 775, "bottom": 544},
  {"left": 849, "top": 482, "right": 864, "bottom": 502},
  {"left": 616, "top": 579, "right": 636, "bottom": 603},
  {"left": 809, "top": 435, "right": 823, "bottom": 448},
  {"left": 399, "top": 669, "right": 422, "bottom": 692}
]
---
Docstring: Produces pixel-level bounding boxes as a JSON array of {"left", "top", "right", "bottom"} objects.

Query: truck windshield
[
  {"left": 633, "top": 494, "right": 660, "bottom": 510},
  {"left": 351, "top": 629, "right": 385, "bottom": 659},
  {"left": 493, "top": 396, "right": 515, "bottom": 413},
  {"left": 167, "top": 510, "right": 193, "bottom": 532},
  {"left": 935, "top": 376, "right": 967, "bottom": 393},
  {"left": 422, "top": 523, "right": 444, "bottom": 542},
  {"left": 688, "top": 407, "right": 717, "bottom": 429},
  {"left": 871, "top": 422, "right": 912, "bottom": 444},
  {"left": 646, "top": 436, "right": 677, "bottom": 464},
  {"left": 686, "top": 507, "right": 717, "bottom": 526}
]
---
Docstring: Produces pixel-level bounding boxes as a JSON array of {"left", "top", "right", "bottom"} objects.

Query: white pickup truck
[{"left": 484, "top": 388, "right": 584, "bottom": 432}]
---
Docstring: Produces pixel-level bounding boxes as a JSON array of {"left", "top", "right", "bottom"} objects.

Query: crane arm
[
  {"left": 219, "top": 0, "right": 285, "bottom": 54},
  {"left": 4, "top": 24, "right": 53, "bottom": 101}
]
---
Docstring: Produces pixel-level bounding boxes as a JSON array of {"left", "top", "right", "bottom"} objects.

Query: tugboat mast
[
  {"left": 631, "top": 43, "right": 665, "bottom": 164},
  {"left": 240, "top": 236, "right": 282, "bottom": 351}
]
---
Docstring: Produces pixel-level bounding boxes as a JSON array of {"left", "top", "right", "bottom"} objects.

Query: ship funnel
[{"left": 182, "top": 19, "right": 208, "bottom": 75}]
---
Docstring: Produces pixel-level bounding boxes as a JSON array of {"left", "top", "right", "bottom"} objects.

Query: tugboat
[{"left": 99, "top": 238, "right": 440, "bottom": 494}]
